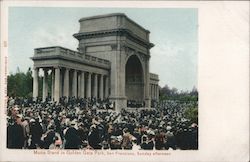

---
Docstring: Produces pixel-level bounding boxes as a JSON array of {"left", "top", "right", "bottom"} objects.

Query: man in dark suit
[
  {"left": 7, "top": 114, "right": 25, "bottom": 149},
  {"left": 64, "top": 121, "right": 81, "bottom": 149},
  {"left": 88, "top": 124, "right": 102, "bottom": 149},
  {"left": 29, "top": 118, "right": 43, "bottom": 149},
  {"left": 43, "top": 125, "right": 56, "bottom": 149}
]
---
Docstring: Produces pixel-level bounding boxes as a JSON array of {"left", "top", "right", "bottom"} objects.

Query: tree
[
  {"left": 170, "top": 87, "right": 178, "bottom": 96},
  {"left": 24, "top": 67, "right": 33, "bottom": 97},
  {"left": 190, "top": 86, "right": 198, "bottom": 96},
  {"left": 184, "top": 107, "right": 198, "bottom": 124},
  {"left": 159, "top": 84, "right": 198, "bottom": 101},
  {"left": 7, "top": 68, "right": 33, "bottom": 98},
  {"left": 160, "top": 84, "right": 171, "bottom": 96}
]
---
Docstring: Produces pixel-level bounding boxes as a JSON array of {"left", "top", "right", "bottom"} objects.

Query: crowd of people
[
  {"left": 127, "top": 100, "right": 145, "bottom": 108},
  {"left": 7, "top": 97, "right": 198, "bottom": 150}
]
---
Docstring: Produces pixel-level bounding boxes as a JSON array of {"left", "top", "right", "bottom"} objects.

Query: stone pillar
[
  {"left": 60, "top": 69, "right": 64, "bottom": 98},
  {"left": 72, "top": 70, "right": 77, "bottom": 97},
  {"left": 99, "top": 74, "right": 104, "bottom": 100},
  {"left": 151, "top": 84, "right": 152, "bottom": 99},
  {"left": 93, "top": 73, "right": 98, "bottom": 98},
  {"left": 151, "top": 84, "right": 153, "bottom": 99},
  {"left": 150, "top": 84, "right": 153, "bottom": 99},
  {"left": 156, "top": 85, "right": 159, "bottom": 101},
  {"left": 54, "top": 67, "right": 61, "bottom": 103},
  {"left": 33, "top": 67, "right": 39, "bottom": 101},
  {"left": 155, "top": 85, "right": 157, "bottom": 100},
  {"left": 80, "top": 71, "right": 85, "bottom": 98},
  {"left": 77, "top": 73, "right": 81, "bottom": 98},
  {"left": 86, "top": 72, "right": 91, "bottom": 98},
  {"left": 154, "top": 84, "right": 157, "bottom": 100},
  {"left": 105, "top": 76, "right": 109, "bottom": 98},
  {"left": 152, "top": 84, "right": 155, "bottom": 100},
  {"left": 42, "top": 68, "right": 48, "bottom": 101},
  {"left": 145, "top": 59, "right": 151, "bottom": 108},
  {"left": 51, "top": 69, "right": 55, "bottom": 101},
  {"left": 63, "top": 68, "right": 69, "bottom": 99}
]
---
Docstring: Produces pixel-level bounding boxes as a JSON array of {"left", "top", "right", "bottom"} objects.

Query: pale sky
[{"left": 8, "top": 7, "right": 197, "bottom": 91}]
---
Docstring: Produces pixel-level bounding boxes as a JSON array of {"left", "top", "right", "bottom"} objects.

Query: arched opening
[{"left": 125, "top": 55, "right": 144, "bottom": 105}]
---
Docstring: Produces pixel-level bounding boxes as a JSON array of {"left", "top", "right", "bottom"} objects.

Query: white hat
[
  {"left": 191, "top": 123, "right": 198, "bottom": 127},
  {"left": 16, "top": 114, "right": 23, "bottom": 119},
  {"left": 166, "top": 126, "right": 172, "bottom": 131},
  {"left": 70, "top": 120, "right": 77, "bottom": 126},
  {"left": 147, "top": 130, "right": 155, "bottom": 135},
  {"left": 13, "top": 106, "right": 19, "bottom": 111},
  {"left": 90, "top": 124, "right": 96, "bottom": 129}
]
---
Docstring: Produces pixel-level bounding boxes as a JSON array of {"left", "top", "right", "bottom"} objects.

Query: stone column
[
  {"left": 63, "top": 68, "right": 69, "bottom": 99},
  {"left": 153, "top": 84, "right": 156, "bottom": 100},
  {"left": 99, "top": 74, "right": 104, "bottom": 100},
  {"left": 152, "top": 84, "right": 154, "bottom": 100},
  {"left": 150, "top": 84, "right": 152, "bottom": 99},
  {"left": 156, "top": 85, "right": 159, "bottom": 101},
  {"left": 151, "top": 84, "right": 153, "bottom": 99},
  {"left": 105, "top": 76, "right": 109, "bottom": 98},
  {"left": 51, "top": 69, "right": 55, "bottom": 101},
  {"left": 80, "top": 71, "right": 85, "bottom": 98},
  {"left": 77, "top": 73, "right": 81, "bottom": 98},
  {"left": 60, "top": 69, "right": 64, "bottom": 98},
  {"left": 155, "top": 85, "right": 157, "bottom": 100},
  {"left": 54, "top": 67, "right": 61, "bottom": 103},
  {"left": 93, "top": 73, "right": 98, "bottom": 98},
  {"left": 72, "top": 70, "right": 77, "bottom": 97},
  {"left": 33, "top": 67, "right": 39, "bottom": 101},
  {"left": 145, "top": 59, "right": 151, "bottom": 108},
  {"left": 86, "top": 72, "right": 91, "bottom": 98},
  {"left": 42, "top": 68, "right": 48, "bottom": 101}
]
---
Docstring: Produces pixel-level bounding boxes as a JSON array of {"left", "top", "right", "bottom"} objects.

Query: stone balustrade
[
  {"left": 150, "top": 73, "right": 159, "bottom": 81},
  {"left": 34, "top": 46, "right": 110, "bottom": 67}
]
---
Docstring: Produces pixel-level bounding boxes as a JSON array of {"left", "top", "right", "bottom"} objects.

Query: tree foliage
[
  {"left": 7, "top": 68, "right": 33, "bottom": 98},
  {"left": 159, "top": 84, "right": 198, "bottom": 124},
  {"left": 159, "top": 85, "right": 198, "bottom": 102},
  {"left": 8, "top": 68, "right": 53, "bottom": 98},
  {"left": 184, "top": 106, "right": 198, "bottom": 124}
]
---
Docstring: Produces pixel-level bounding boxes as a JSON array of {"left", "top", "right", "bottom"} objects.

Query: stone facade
[{"left": 31, "top": 13, "right": 159, "bottom": 111}]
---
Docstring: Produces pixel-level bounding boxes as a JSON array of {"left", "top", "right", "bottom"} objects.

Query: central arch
[{"left": 125, "top": 55, "right": 144, "bottom": 102}]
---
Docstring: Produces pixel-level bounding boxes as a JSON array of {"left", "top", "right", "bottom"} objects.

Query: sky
[{"left": 8, "top": 7, "right": 197, "bottom": 91}]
